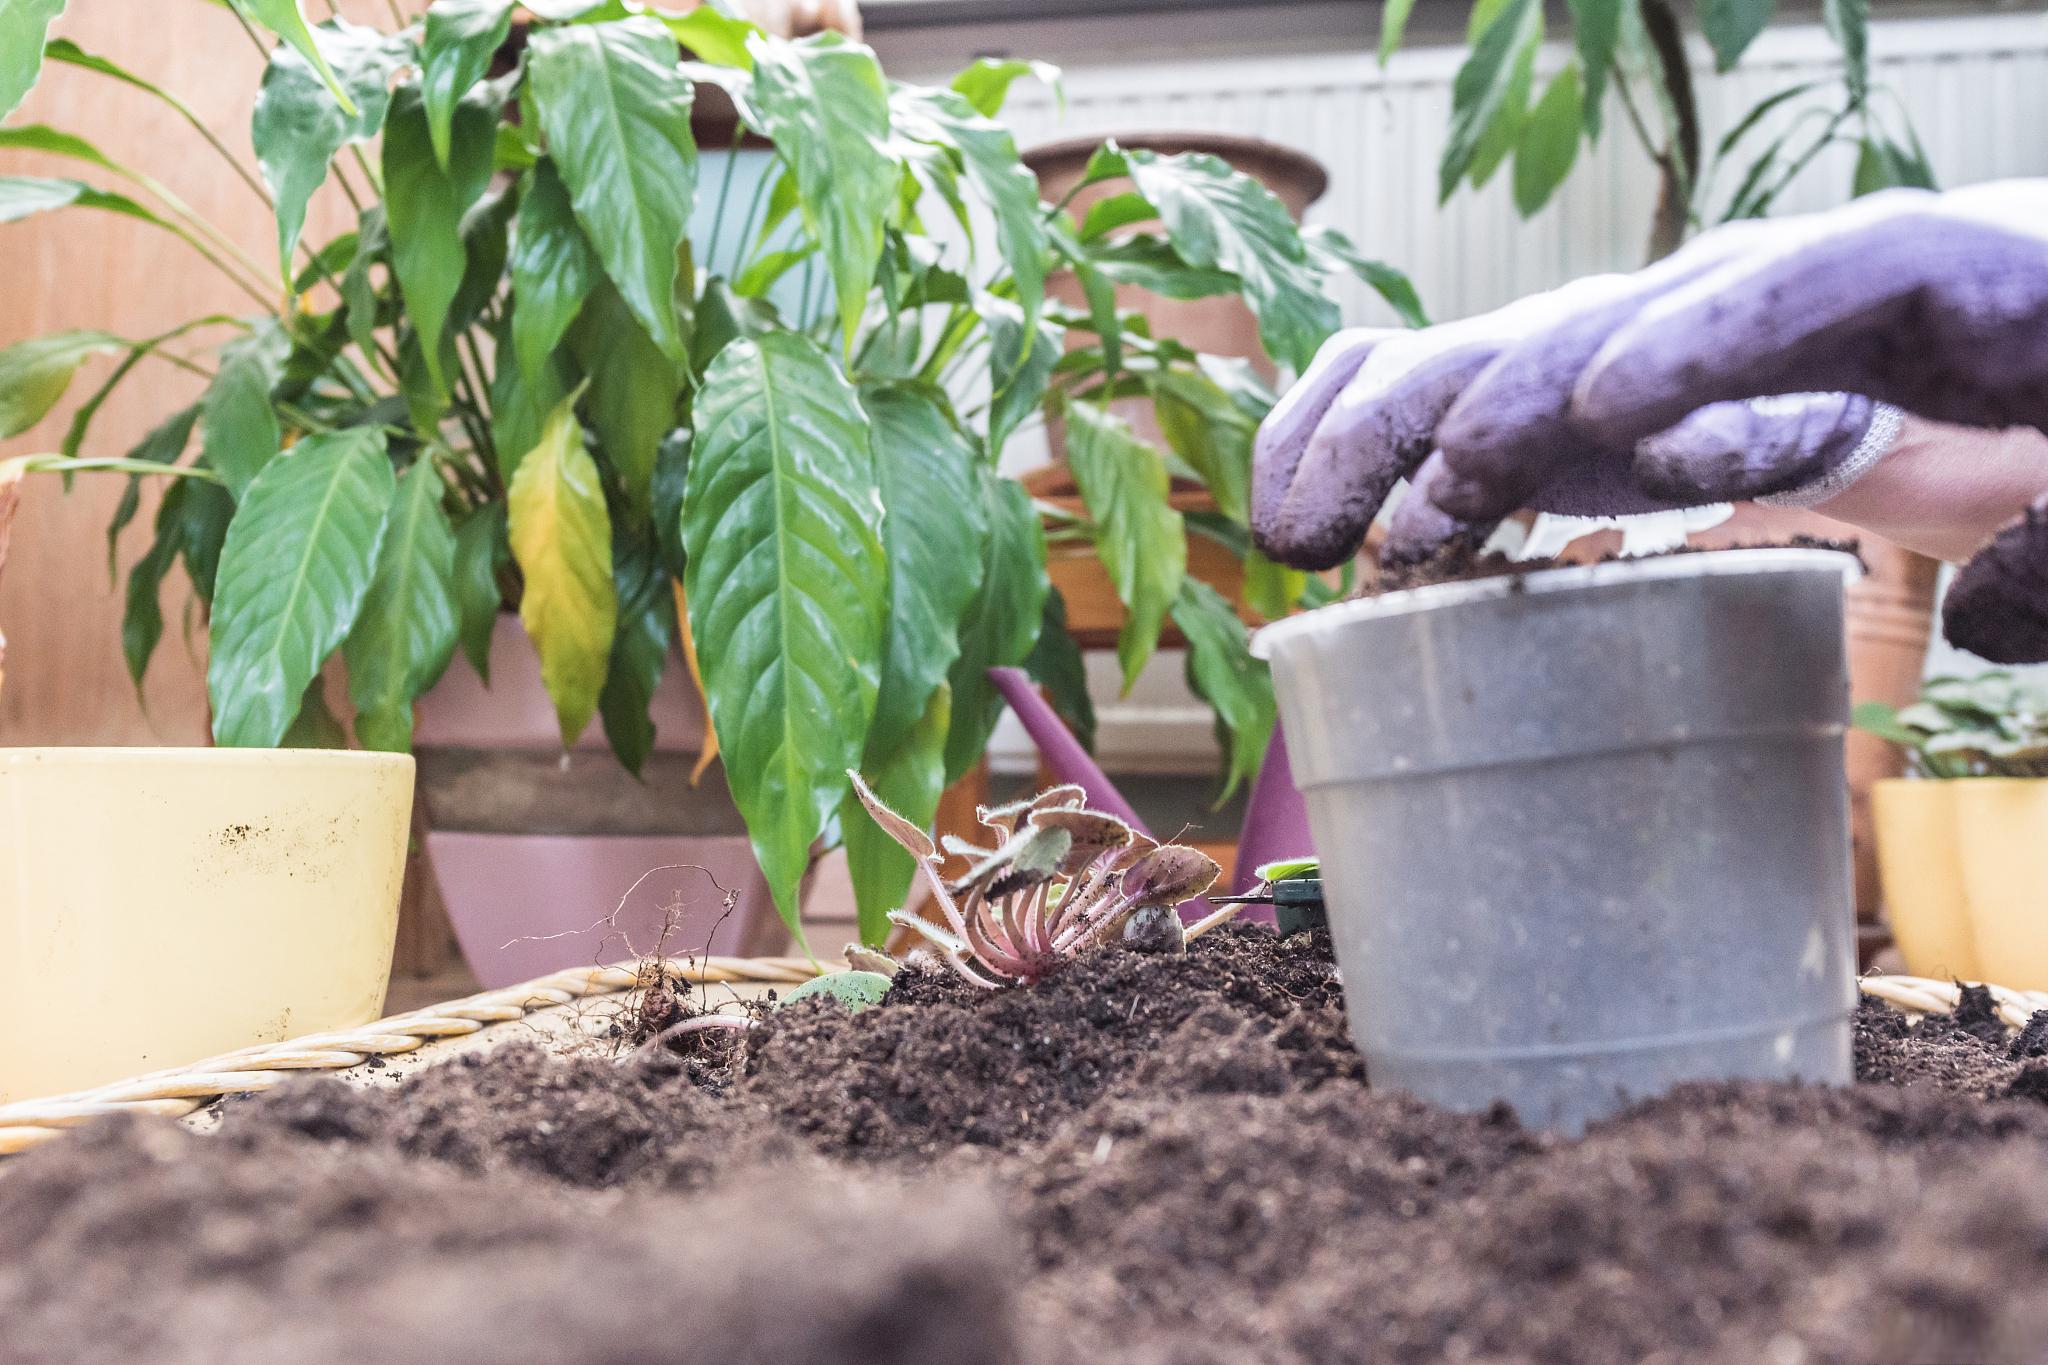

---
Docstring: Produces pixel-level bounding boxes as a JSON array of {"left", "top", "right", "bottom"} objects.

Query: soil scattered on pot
[
  {"left": 1365, "top": 532, "right": 1863, "bottom": 597},
  {"left": 8, "top": 927, "right": 2048, "bottom": 1365}
]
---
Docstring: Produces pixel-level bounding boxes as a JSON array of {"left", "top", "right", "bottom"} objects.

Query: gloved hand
[{"left": 1251, "top": 181, "right": 2048, "bottom": 660}]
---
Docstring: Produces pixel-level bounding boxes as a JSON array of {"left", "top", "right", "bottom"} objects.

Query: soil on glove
[{"left": 8, "top": 927, "right": 2048, "bottom": 1365}]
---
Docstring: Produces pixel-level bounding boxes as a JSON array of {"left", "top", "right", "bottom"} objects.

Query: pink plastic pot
[{"left": 414, "top": 615, "right": 781, "bottom": 987}]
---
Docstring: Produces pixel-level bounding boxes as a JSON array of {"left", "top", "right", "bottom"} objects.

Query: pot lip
[
  {"left": 0, "top": 747, "right": 415, "bottom": 771},
  {"left": 1875, "top": 774, "right": 2048, "bottom": 788},
  {"left": 1252, "top": 547, "right": 1863, "bottom": 659}
]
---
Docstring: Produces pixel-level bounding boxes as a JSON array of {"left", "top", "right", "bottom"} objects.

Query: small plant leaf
[
  {"left": 948, "top": 56, "right": 1061, "bottom": 116},
  {"left": 1172, "top": 578, "right": 1275, "bottom": 805},
  {"left": 208, "top": 428, "right": 396, "bottom": 748},
  {"left": 944, "top": 472, "right": 1048, "bottom": 783},
  {"left": 383, "top": 81, "right": 496, "bottom": 402},
  {"left": 201, "top": 323, "right": 290, "bottom": 502},
  {"left": 660, "top": 3, "right": 761, "bottom": 67},
  {"left": 1121, "top": 844, "right": 1222, "bottom": 907},
  {"left": 1512, "top": 65, "right": 1582, "bottom": 216},
  {"left": 1023, "top": 587, "right": 1095, "bottom": 753},
  {"left": 565, "top": 276, "right": 681, "bottom": 510},
  {"left": 343, "top": 457, "right": 461, "bottom": 752},
  {"left": 1700, "top": 0, "right": 1775, "bottom": 70},
  {"left": 1150, "top": 367, "right": 1254, "bottom": 525},
  {"left": 1440, "top": 0, "right": 1539, "bottom": 202},
  {"left": 597, "top": 528, "right": 674, "bottom": 777},
  {"left": 784, "top": 969, "right": 893, "bottom": 1010},
  {"left": 1, "top": 0, "right": 67, "bottom": 123},
  {"left": 528, "top": 16, "right": 698, "bottom": 362},
  {"left": 451, "top": 503, "right": 505, "bottom": 681},
  {"left": 234, "top": 0, "right": 363, "bottom": 116},
  {"left": 0, "top": 330, "right": 122, "bottom": 439},
  {"left": 508, "top": 386, "right": 618, "bottom": 746}
]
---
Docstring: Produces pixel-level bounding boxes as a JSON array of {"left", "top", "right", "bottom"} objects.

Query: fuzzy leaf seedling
[{"left": 784, "top": 970, "right": 893, "bottom": 1011}]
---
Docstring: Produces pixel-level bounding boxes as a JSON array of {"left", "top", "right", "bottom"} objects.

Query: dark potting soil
[{"left": 9, "top": 928, "right": 2048, "bottom": 1365}]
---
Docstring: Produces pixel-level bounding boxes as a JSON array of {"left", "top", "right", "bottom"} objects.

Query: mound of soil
[{"left": 7, "top": 927, "right": 2048, "bottom": 1365}]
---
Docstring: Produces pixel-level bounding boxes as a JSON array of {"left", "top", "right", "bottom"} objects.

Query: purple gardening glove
[{"left": 1251, "top": 233, "right": 1895, "bottom": 570}]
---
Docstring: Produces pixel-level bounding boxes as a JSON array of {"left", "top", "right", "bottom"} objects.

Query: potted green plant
[
  {"left": 0, "top": 0, "right": 1417, "bottom": 974},
  {"left": 1859, "top": 673, "right": 2048, "bottom": 991}
]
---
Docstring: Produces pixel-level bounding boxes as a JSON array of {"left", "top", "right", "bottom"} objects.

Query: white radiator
[{"left": 999, "top": 13, "right": 2048, "bottom": 327}]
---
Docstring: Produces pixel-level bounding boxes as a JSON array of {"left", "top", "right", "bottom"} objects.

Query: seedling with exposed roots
[{"left": 846, "top": 771, "right": 1236, "bottom": 989}]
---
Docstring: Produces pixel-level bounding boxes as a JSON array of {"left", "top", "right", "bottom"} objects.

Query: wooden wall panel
[{"left": 0, "top": 1, "right": 385, "bottom": 744}]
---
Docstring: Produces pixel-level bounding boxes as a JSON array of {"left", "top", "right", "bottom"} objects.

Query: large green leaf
[
  {"left": 1150, "top": 367, "right": 1254, "bottom": 525},
  {"left": 201, "top": 323, "right": 289, "bottom": 501},
  {"left": 597, "top": 527, "right": 673, "bottom": 776},
  {"left": 1440, "top": 0, "right": 1540, "bottom": 201},
  {"left": 661, "top": 3, "right": 760, "bottom": 67},
  {"left": 452, "top": 503, "right": 505, "bottom": 680},
  {"left": 889, "top": 87, "right": 1046, "bottom": 342},
  {"left": 1064, "top": 399, "right": 1185, "bottom": 690},
  {"left": 422, "top": 0, "right": 513, "bottom": 168},
  {"left": 860, "top": 380, "right": 986, "bottom": 759},
  {"left": 1700, "top": 0, "right": 1774, "bottom": 70},
  {"left": 1513, "top": 65, "right": 1582, "bottom": 215},
  {"left": 1119, "top": 149, "right": 1338, "bottom": 373},
  {"left": 843, "top": 681, "right": 948, "bottom": 947},
  {"left": 943, "top": 471, "right": 1047, "bottom": 783},
  {"left": 750, "top": 33, "right": 896, "bottom": 354},
  {"left": 208, "top": 427, "right": 396, "bottom": 747},
  {"left": 509, "top": 158, "right": 601, "bottom": 384},
  {"left": 252, "top": 17, "right": 405, "bottom": 273},
  {"left": 981, "top": 293, "right": 1059, "bottom": 460},
  {"left": 566, "top": 275, "right": 682, "bottom": 510},
  {"left": 1172, "top": 578, "right": 1274, "bottom": 805},
  {"left": 0, "top": 330, "right": 121, "bottom": 438},
  {"left": 508, "top": 386, "right": 618, "bottom": 745},
  {"left": 683, "top": 333, "right": 887, "bottom": 939},
  {"left": 343, "top": 458, "right": 460, "bottom": 751},
  {"left": 0, "top": 0, "right": 66, "bottom": 122},
  {"left": 383, "top": 81, "right": 495, "bottom": 402},
  {"left": 527, "top": 17, "right": 696, "bottom": 362}
]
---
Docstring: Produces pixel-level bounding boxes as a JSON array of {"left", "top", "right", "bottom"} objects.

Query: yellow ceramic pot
[
  {"left": 1871, "top": 778, "right": 1977, "bottom": 981},
  {"left": 1951, "top": 779, "right": 2048, "bottom": 992},
  {"left": 0, "top": 748, "right": 413, "bottom": 1103}
]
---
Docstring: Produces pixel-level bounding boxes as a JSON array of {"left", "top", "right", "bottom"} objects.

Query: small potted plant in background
[
  {"left": 1859, "top": 673, "right": 2048, "bottom": 991},
  {"left": 0, "top": 0, "right": 1420, "bottom": 980}
]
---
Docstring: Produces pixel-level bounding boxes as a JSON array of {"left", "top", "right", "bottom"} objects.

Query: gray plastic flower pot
[{"left": 1254, "top": 549, "right": 1860, "bottom": 1134}]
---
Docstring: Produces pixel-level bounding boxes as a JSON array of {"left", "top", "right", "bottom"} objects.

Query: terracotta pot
[{"left": 414, "top": 616, "right": 784, "bottom": 987}]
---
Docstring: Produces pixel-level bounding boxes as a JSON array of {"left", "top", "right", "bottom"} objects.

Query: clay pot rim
[{"left": 1021, "top": 131, "right": 1330, "bottom": 207}]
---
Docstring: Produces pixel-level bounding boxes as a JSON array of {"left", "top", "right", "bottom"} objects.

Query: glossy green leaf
[
  {"left": 1087, "top": 234, "right": 1237, "bottom": 300},
  {"left": 528, "top": 17, "right": 697, "bottom": 361},
  {"left": 344, "top": 458, "right": 461, "bottom": 751},
  {"left": 1513, "top": 65, "right": 1582, "bottom": 216},
  {"left": 683, "top": 333, "right": 887, "bottom": 940},
  {"left": 1077, "top": 189, "right": 1155, "bottom": 242},
  {"left": 750, "top": 34, "right": 896, "bottom": 354},
  {"left": 201, "top": 324, "right": 289, "bottom": 501},
  {"left": 860, "top": 381, "right": 986, "bottom": 759},
  {"left": 1700, "top": 0, "right": 1774, "bottom": 70},
  {"left": 509, "top": 159, "right": 601, "bottom": 383},
  {"left": 943, "top": 472, "right": 1046, "bottom": 783},
  {"left": 1023, "top": 586, "right": 1095, "bottom": 753},
  {"left": 121, "top": 483, "right": 183, "bottom": 688},
  {"left": 1464, "top": 9, "right": 1539, "bottom": 191},
  {"left": 1242, "top": 547, "right": 1305, "bottom": 621},
  {"left": 422, "top": 0, "right": 513, "bottom": 168},
  {"left": 1566, "top": 0, "right": 1621, "bottom": 135},
  {"left": 1172, "top": 578, "right": 1274, "bottom": 805},
  {"left": 178, "top": 479, "right": 236, "bottom": 604},
  {"left": 208, "top": 427, "right": 396, "bottom": 747},
  {"left": 1440, "top": 0, "right": 1539, "bottom": 201},
  {"left": 341, "top": 205, "right": 387, "bottom": 366},
  {"left": 598, "top": 527, "right": 674, "bottom": 776},
  {"left": 0, "top": 330, "right": 121, "bottom": 438},
  {"left": 890, "top": 86, "right": 1046, "bottom": 341},
  {"left": 1151, "top": 367, "right": 1254, "bottom": 525},
  {"left": 949, "top": 57, "right": 1062, "bottom": 116},
  {"left": 1853, "top": 131, "right": 1936, "bottom": 195},
  {"left": 0, "top": 123, "right": 126, "bottom": 176},
  {"left": 452, "top": 503, "right": 505, "bottom": 681},
  {"left": 1, "top": 0, "right": 65, "bottom": 121},
  {"left": 843, "top": 681, "right": 949, "bottom": 946},
  {"left": 508, "top": 386, "right": 619, "bottom": 745},
  {"left": 661, "top": 3, "right": 760, "bottom": 67},
  {"left": 383, "top": 81, "right": 495, "bottom": 402},
  {"left": 252, "top": 17, "right": 405, "bottom": 272},
  {"left": 449, "top": 182, "right": 516, "bottom": 333},
  {"left": 1119, "top": 149, "right": 1338, "bottom": 372},
  {"left": 234, "top": 0, "right": 361, "bottom": 116},
  {"left": 1065, "top": 399, "right": 1185, "bottom": 690},
  {"left": 566, "top": 276, "right": 682, "bottom": 509}
]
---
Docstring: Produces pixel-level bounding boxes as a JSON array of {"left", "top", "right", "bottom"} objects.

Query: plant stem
[
  {"left": 704, "top": 126, "right": 745, "bottom": 273},
  {"left": 727, "top": 157, "right": 778, "bottom": 279}
]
